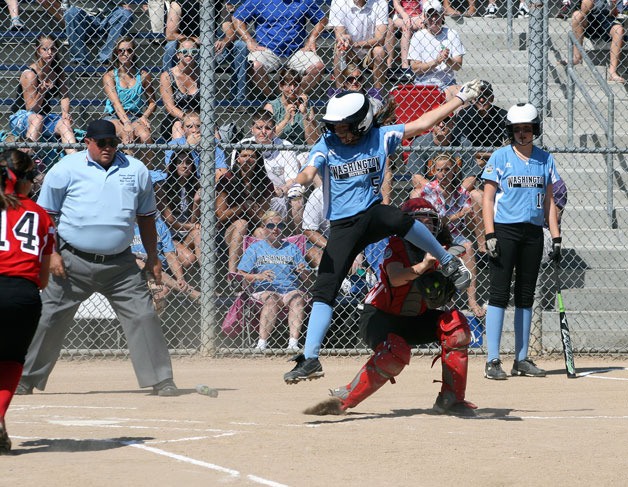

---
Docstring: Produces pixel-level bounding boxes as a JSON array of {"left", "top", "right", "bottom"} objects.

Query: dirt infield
[{"left": 5, "top": 356, "right": 628, "bottom": 487}]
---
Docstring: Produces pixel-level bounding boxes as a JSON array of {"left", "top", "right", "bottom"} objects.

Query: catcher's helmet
[
  {"left": 322, "top": 91, "right": 374, "bottom": 137},
  {"left": 506, "top": 102, "right": 541, "bottom": 138},
  {"left": 401, "top": 197, "right": 441, "bottom": 236}
]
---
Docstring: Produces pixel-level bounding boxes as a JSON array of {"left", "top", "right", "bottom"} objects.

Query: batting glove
[
  {"left": 548, "top": 236, "right": 562, "bottom": 263},
  {"left": 485, "top": 232, "right": 499, "bottom": 259},
  {"left": 286, "top": 183, "right": 304, "bottom": 200},
  {"left": 456, "top": 79, "right": 483, "bottom": 104}
]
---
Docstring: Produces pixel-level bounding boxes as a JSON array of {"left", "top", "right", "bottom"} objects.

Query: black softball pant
[
  {"left": 0, "top": 275, "right": 42, "bottom": 363},
  {"left": 488, "top": 222, "right": 544, "bottom": 309},
  {"left": 312, "top": 203, "right": 415, "bottom": 305}
]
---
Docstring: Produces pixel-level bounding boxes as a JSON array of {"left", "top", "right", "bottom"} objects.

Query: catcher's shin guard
[
  {"left": 330, "top": 333, "right": 411, "bottom": 410},
  {"left": 436, "top": 310, "right": 471, "bottom": 403}
]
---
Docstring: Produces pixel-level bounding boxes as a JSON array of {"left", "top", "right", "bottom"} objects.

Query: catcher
[{"left": 304, "top": 198, "right": 477, "bottom": 417}]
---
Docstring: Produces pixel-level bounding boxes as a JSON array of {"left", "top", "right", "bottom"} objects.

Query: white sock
[
  {"left": 288, "top": 337, "right": 299, "bottom": 349},
  {"left": 256, "top": 339, "right": 268, "bottom": 349}
]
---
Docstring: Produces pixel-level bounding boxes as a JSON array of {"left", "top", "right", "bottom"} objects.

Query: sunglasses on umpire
[
  {"left": 265, "top": 222, "right": 286, "bottom": 230},
  {"left": 178, "top": 48, "right": 199, "bottom": 56},
  {"left": 93, "top": 138, "right": 119, "bottom": 149}
]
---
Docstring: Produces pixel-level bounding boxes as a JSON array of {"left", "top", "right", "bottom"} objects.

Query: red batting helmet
[{"left": 401, "top": 197, "right": 441, "bottom": 236}]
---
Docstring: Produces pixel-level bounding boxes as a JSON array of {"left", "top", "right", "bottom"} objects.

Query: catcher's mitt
[{"left": 416, "top": 270, "right": 456, "bottom": 309}]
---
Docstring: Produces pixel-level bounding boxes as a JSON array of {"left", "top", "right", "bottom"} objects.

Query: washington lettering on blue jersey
[
  {"left": 481, "top": 145, "right": 560, "bottom": 227},
  {"left": 304, "top": 124, "right": 404, "bottom": 221}
]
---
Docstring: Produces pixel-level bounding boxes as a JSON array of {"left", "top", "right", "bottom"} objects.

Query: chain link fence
[{"left": 1, "top": 0, "right": 627, "bottom": 359}]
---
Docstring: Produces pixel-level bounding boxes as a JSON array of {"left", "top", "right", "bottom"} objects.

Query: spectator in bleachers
[
  {"left": 163, "top": 0, "right": 248, "bottom": 102},
  {"left": 420, "top": 154, "right": 485, "bottom": 317},
  {"left": 328, "top": 0, "right": 388, "bottom": 92},
  {"left": 103, "top": 36, "right": 157, "bottom": 146},
  {"left": 131, "top": 216, "right": 200, "bottom": 313},
  {"left": 64, "top": 1, "right": 134, "bottom": 67},
  {"left": 263, "top": 68, "right": 319, "bottom": 146},
  {"left": 9, "top": 35, "right": 78, "bottom": 156},
  {"left": 158, "top": 150, "right": 201, "bottom": 269},
  {"left": 407, "top": 113, "right": 478, "bottom": 194},
  {"left": 407, "top": 0, "right": 465, "bottom": 100},
  {"left": 237, "top": 210, "right": 311, "bottom": 352},
  {"left": 159, "top": 38, "right": 200, "bottom": 139},
  {"left": 217, "top": 148, "right": 274, "bottom": 273},
  {"left": 385, "top": 0, "right": 424, "bottom": 83},
  {"left": 454, "top": 81, "right": 508, "bottom": 169},
  {"left": 5, "top": 0, "right": 64, "bottom": 30},
  {"left": 232, "top": 111, "right": 304, "bottom": 232},
  {"left": 571, "top": 0, "right": 625, "bottom": 83},
  {"left": 328, "top": 63, "right": 384, "bottom": 105},
  {"left": 232, "top": 0, "right": 327, "bottom": 96}
]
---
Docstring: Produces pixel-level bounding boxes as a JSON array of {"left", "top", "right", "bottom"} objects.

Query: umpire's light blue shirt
[{"left": 38, "top": 150, "right": 157, "bottom": 254}]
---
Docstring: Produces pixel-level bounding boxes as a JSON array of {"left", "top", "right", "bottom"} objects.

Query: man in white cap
[{"left": 407, "top": 0, "right": 466, "bottom": 100}]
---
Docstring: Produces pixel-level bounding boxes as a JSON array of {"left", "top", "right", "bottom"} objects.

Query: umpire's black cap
[{"left": 85, "top": 119, "right": 119, "bottom": 140}]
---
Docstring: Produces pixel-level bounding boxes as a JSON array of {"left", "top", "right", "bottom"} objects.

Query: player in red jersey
[
  {"left": 0, "top": 150, "right": 55, "bottom": 454},
  {"left": 304, "top": 198, "right": 477, "bottom": 416}
]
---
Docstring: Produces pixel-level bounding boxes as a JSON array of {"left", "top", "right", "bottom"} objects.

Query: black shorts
[
  {"left": 311, "top": 203, "right": 415, "bottom": 305},
  {"left": 359, "top": 303, "right": 444, "bottom": 349},
  {"left": 0, "top": 275, "right": 42, "bottom": 363}
]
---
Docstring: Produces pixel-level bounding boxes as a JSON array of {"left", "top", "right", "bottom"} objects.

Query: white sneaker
[
  {"left": 485, "top": 4, "right": 497, "bottom": 17},
  {"left": 517, "top": 3, "right": 530, "bottom": 17}
]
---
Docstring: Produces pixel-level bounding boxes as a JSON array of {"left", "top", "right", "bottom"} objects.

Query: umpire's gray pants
[{"left": 22, "top": 248, "right": 173, "bottom": 390}]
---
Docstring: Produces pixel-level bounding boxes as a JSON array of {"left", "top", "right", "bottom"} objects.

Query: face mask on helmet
[
  {"left": 401, "top": 198, "right": 441, "bottom": 236},
  {"left": 506, "top": 102, "right": 541, "bottom": 138},
  {"left": 322, "top": 91, "right": 374, "bottom": 137}
]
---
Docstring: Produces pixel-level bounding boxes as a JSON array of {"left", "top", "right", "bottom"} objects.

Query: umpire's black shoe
[
  {"left": 0, "top": 423, "right": 11, "bottom": 455},
  {"left": 284, "top": 354, "right": 324, "bottom": 384},
  {"left": 152, "top": 379, "right": 180, "bottom": 396},
  {"left": 15, "top": 381, "right": 33, "bottom": 395},
  {"left": 511, "top": 358, "right": 546, "bottom": 377}
]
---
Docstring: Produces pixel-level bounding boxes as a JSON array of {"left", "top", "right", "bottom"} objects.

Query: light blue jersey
[
  {"left": 305, "top": 124, "right": 404, "bottom": 221},
  {"left": 131, "top": 216, "right": 176, "bottom": 266},
  {"left": 237, "top": 240, "right": 308, "bottom": 294},
  {"left": 481, "top": 145, "right": 560, "bottom": 227},
  {"left": 38, "top": 151, "right": 156, "bottom": 254}
]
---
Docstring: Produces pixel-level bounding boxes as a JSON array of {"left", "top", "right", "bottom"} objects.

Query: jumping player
[
  {"left": 0, "top": 150, "right": 55, "bottom": 454},
  {"left": 284, "top": 80, "right": 483, "bottom": 384},
  {"left": 482, "top": 103, "right": 561, "bottom": 380},
  {"left": 304, "top": 198, "right": 477, "bottom": 416}
]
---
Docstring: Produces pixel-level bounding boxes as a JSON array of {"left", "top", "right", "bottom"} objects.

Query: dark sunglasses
[
  {"left": 345, "top": 75, "right": 363, "bottom": 85},
  {"left": 117, "top": 48, "right": 133, "bottom": 54},
  {"left": 265, "top": 222, "right": 286, "bottom": 230},
  {"left": 94, "top": 138, "right": 119, "bottom": 149},
  {"left": 178, "top": 48, "right": 199, "bottom": 56}
]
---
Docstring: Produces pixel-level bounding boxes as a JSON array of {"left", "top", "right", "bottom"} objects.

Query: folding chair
[
  {"left": 390, "top": 85, "right": 446, "bottom": 165},
  {"left": 221, "top": 234, "right": 309, "bottom": 348}
]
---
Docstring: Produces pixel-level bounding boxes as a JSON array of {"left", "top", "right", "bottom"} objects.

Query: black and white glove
[
  {"left": 455, "top": 79, "right": 483, "bottom": 104},
  {"left": 286, "top": 183, "right": 304, "bottom": 200},
  {"left": 548, "top": 236, "right": 562, "bottom": 263},
  {"left": 485, "top": 232, "right": 499, "bottom": 259}
]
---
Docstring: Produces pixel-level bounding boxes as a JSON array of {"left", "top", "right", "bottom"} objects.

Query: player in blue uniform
[
  {"left": 481, "top": 103, "right": 562, "bottom": 380},
  {"left": 283, "top": 80, "right": 484, "bottom": 384}
]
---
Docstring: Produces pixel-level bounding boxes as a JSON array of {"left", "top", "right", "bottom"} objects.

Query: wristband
[
  {"left": 485, "top": 232, "right": 496, "bottom": 240},
  {"left": 552, "top": 237, "right": 562, "bottom": 244}
]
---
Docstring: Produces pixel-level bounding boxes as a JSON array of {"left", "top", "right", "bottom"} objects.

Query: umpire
[{"left": 17, "top": 119, "right": 178, "bottom": 397}]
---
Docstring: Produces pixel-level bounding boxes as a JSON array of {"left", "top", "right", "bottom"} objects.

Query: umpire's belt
[{"left": 62, "top": 242, "right": 129, "bottom": 263}]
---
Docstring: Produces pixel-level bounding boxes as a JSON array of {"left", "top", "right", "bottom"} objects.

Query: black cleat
[{"left": 284, "top": 354, "right": 324, "bottom": 384}]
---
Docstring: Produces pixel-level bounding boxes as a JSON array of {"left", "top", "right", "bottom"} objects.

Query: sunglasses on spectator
[
  {"left": 265, "top": 222, "right": 286, "bottom": 230},
  {"left": 185, "top": 123, "right": 201, "bottom": 129},
  {"left": 94, "top": 138, "right": 119, "bottom": 149},
  {"left": 345, "top": 75, "right": 364, "bottom": 85},
  {"left": 117, "top": 48, "right": 133, "bottom": 54},
  {"left": 178, "top": 48, "right": 199, "bottom": 56}
]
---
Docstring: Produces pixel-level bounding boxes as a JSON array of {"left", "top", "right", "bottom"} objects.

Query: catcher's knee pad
[
  {"left": 436, "top": 310, "right": 470, "bottom": 402},
  {"left": 331, "top": 333, "right": 411, "bottom": 410}
]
